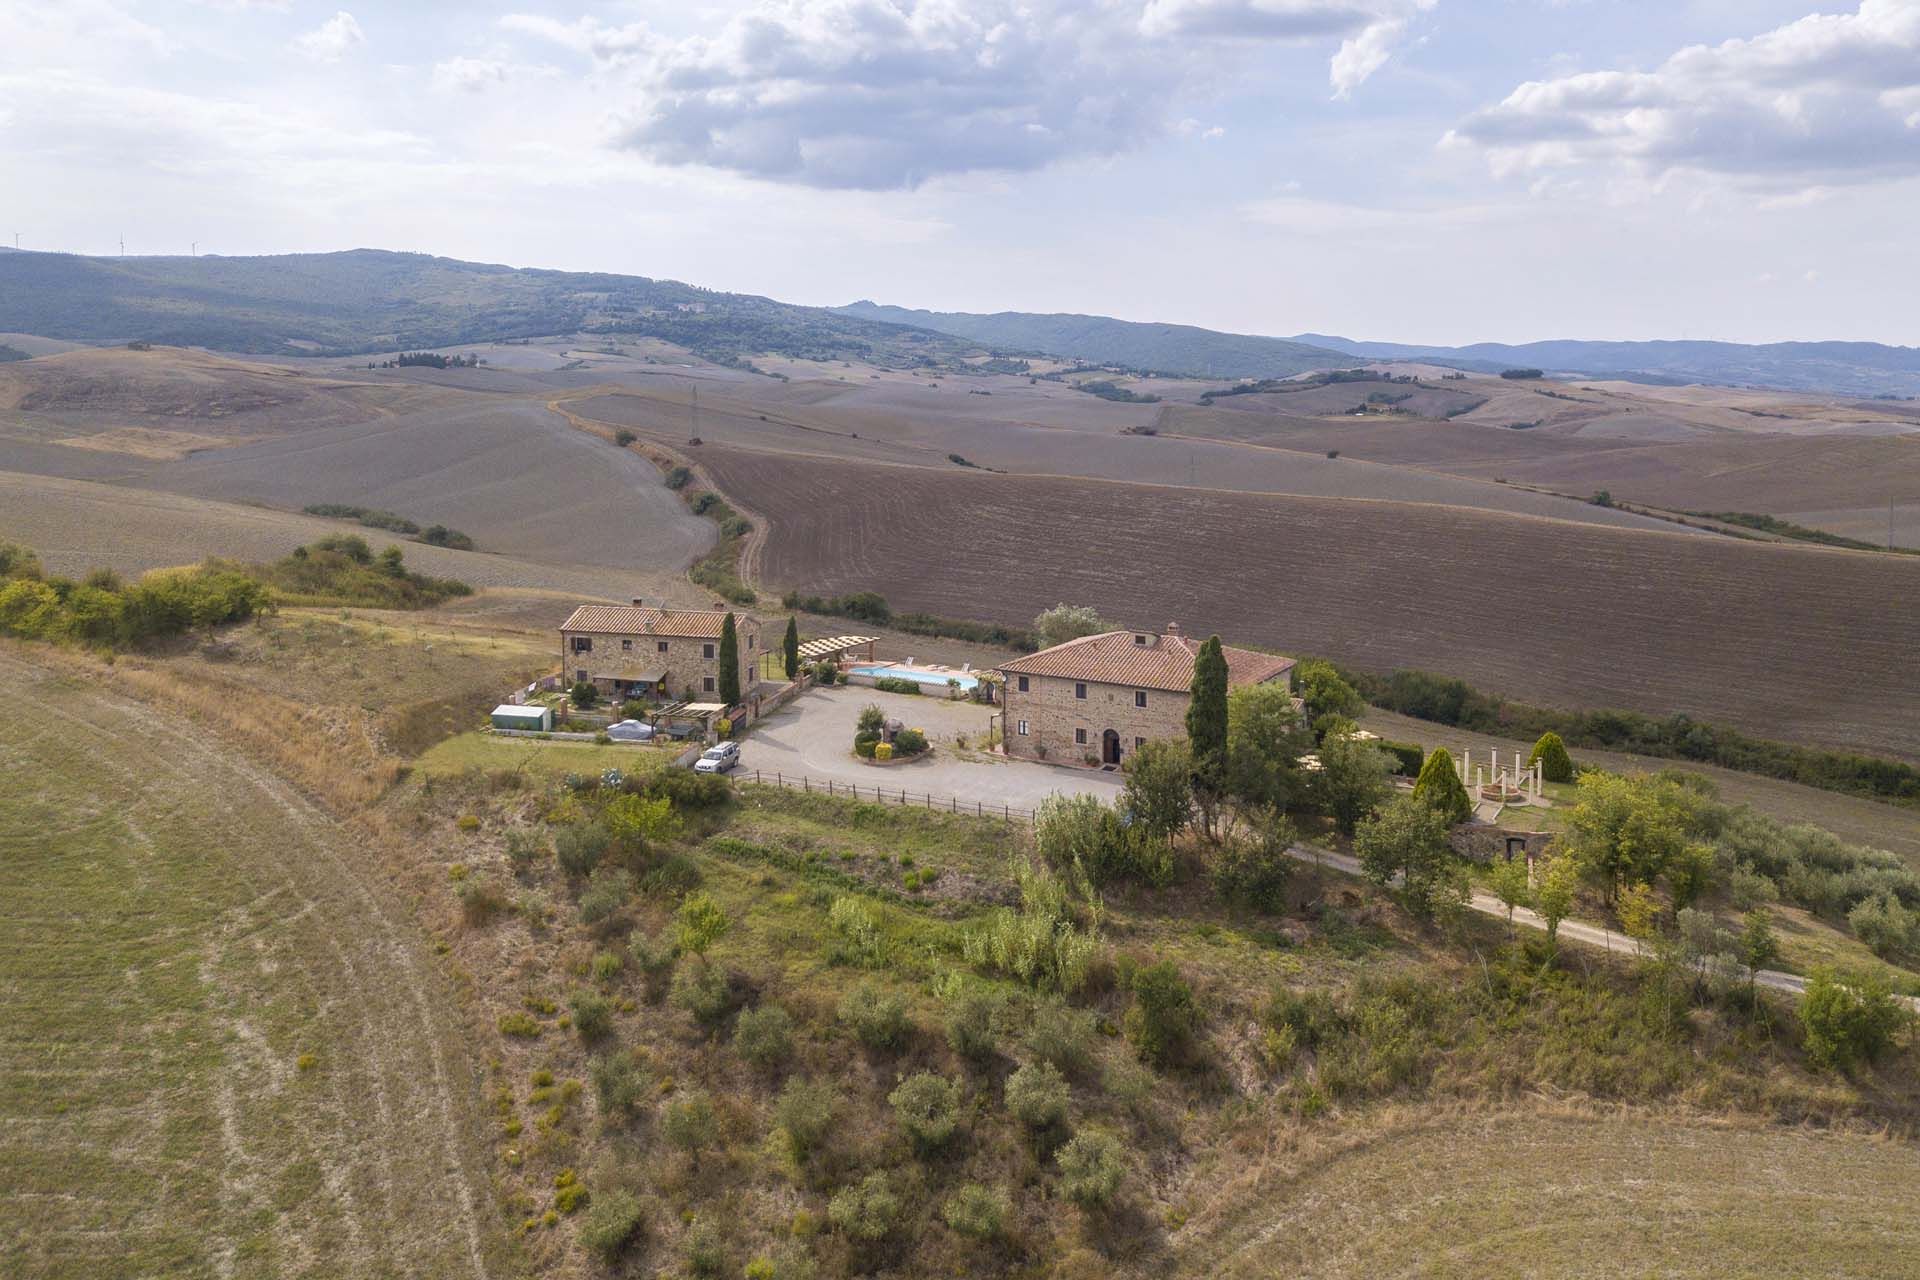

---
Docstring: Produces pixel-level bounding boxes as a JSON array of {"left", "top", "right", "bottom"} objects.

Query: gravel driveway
[{"left": 738, "top": 685, "right": 1122, "bottom": 810}]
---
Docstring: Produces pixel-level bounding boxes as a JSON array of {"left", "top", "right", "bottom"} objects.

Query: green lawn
[{"left": 416, "top": 730, "right": 679, "bottom": 778}]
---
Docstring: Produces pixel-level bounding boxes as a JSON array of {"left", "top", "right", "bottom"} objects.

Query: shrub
[
  {"left": 871, "top": 676, "right": 923, "bottom": 695},
  {"left": 498, "top": 1012, "right": 542, "bottom": 1038},
  {"left": 664, "top": 1090, "right": 719, "bottom": 1151},
  {"left": 642, "top": 767, "right": 734, "bottom": 810},
  {"left": 1527, "top": 731, "right": 1575, "bottom": 783},
  {"left": 555, "top": 821, "right": 611, "bottom": 877},
  {"left": 1800, "top": 967, "right": 1909, "bottom": 1072},
  {"left": 943, "top": 987, "right": 999, "bottom": 1061},
  {"left": 670, "top": 962, "right": 734, "bottom": 1026},
  {"left": 591, "top": 950, "right": 623, "bottom": 983},
  {"left": 457, "top": 879, "right": 510, "bottom": 927},
  {"left": 1025, "top": 1002, "right": 1096, "bottom": 1075},
  {"left": 963, "top": 857, "right": 1101, "bottom": 994},
  {"left": 553, "top": 1168, "right": 587, "bottom": 1214},
  {"left": 590, "top": 1051, "right": 650, "bottom": 1119},
  {"left": 569, "top": 679, "right": 599, "bottom": 708},
  {"left": 613, "top": 429, "right": 637, "bottom": 447},
  {"left": 1849, "top": 892, "right": 1917, "bottom": 958},
  {"left": 627, "top": 926, "right": 676, "bottom": 986},
  {"left": 675, "top": 891, "right": 730, "bottom": 956},
  {"left": 828, "top": 1173, "right": 900, "bottom": 1241},
  {"left": 665, "top": 465, "right": 692, "bottom": 490},
  {"left": 774, "top": 1076, "right": 839, "bottom": 1161},
  {"left": 854, "top": 737, "right": 878, "bottom": 759},
  {"left": 942, "top": 1183, "right": 1009, "bottom": 1241},
  {"left": 684, "top": 1218, "right": 727, "bottom": 1276},
  {"left": 1209, "top": 813, "right": 1296, "bottom": 913},
  {"left": 577, "top": 866, "right": 633, "bottom": 927},
  {"left": 1004, "top": 1060, "right": 1069, "bottom": 1132},
  {"left": 889, "top": 1072, "right": 962, "bottom": 1153},
  {"left": 1377, "top": 740, "right": 1425, "bottom": 777},
  {"left": 505, "top": 828, "right": 547, "bottom": 874},
  {"left": 1055, "top": 1129, "right": 1125, "bottom": 1208},
  {"left": 577, "top": 1190, "right": 644, "bottom": 1261},
  {"left": 827, "top": 895, "right": 887, "bottom": 966},
  {"left": 569, "top": 989, "right": 614, "bottom": 1040},
  {"left": 893, "top": 727, "right": 929, "bottom": 756},
  {"left": 733, "top": 1004, "right": 795, "bottom": 1068},
  {"left": 1037, "top": 791, "right": 1167, "bottom": 889},
  {"left": 839, "top": 983, "right": 909, "bottom": 1050},
  {"left": 1124, "top": 961, "right": 1198, "bottom": 1067}
]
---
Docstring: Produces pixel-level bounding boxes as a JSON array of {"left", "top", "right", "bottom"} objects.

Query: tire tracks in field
[{"left": 0, "top": 650, "right": 495, "bottom": 1280}]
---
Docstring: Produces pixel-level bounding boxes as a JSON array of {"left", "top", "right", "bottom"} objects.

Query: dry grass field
[
  {"left": 0, "top": 470, "right": 694, "bottom": 602},
  {"left": 695, "top": 445, "right": 1920, "bottom": 760},
  {"left": 1177, "top": 1105, "right": 1920, "bottom": 1279},
  {"left": 0, "top": 648, "right": 509, "bottom": 1279}
]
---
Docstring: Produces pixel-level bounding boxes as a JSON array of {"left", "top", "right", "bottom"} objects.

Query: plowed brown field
[{"left": 699, "top": 446, "right": 1920, "bottom": 759}]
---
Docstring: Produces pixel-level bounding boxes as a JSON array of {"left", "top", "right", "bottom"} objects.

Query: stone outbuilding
[{"left": 995, "top": 623, "right": 1294, "bottom": 768}]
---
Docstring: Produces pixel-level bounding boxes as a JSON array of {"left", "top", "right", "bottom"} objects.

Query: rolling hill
[
  {"left": 836, "top": 301, "right": 1920, "bottom": 397},
  {"left": 836, "top": 301, "right": 1351, "bottom": 379},
  {"left": 0, "top": 249, "right": 978, "bottom": 366}
]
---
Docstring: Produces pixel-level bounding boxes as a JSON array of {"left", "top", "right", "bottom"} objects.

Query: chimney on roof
[
  {"left": 1165, "top": 621, "right": 1181, "bottom": 638},
  {"left": 631, "top": 597, "right": 645, "bottom": 607}
]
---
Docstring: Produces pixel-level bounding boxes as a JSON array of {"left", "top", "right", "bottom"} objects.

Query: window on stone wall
[
  {"left": 1017, "top": 720, "right": 1029, "bottom": 736},
  {"left": 1075, "top": 728, "right": 1087, "bottom": 745},
  {"left": 1017, "top": 676, "right": 1030, "bottom": 692},
  {"left": 571, "top": 636, "right": 592, "bottom": 653},
  {"left": 1134, "top": 736, "right": 1146, "bottom": 749},
  {"left": 703, "top": 643, "right": 716, "bottom": 659},
  {"left": 703, "top": 676, "right": 716, "bottom": 692},
  {"left": 1074, "top": 682, "right": 1086, "bottom": 700},
  {"left": 622, "top": 638, "right": 633, "bottom": 651},
  {"left": 1134, "top": 690, "right": 1147, "bottom": 708},
  {"left": 657, "top": 641, "right": 669, "bottom": 653}
]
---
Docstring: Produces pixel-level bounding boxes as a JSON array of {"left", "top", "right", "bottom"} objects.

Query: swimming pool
[{"left": 850, "top": 664, "right": 980, "bottom": 691}]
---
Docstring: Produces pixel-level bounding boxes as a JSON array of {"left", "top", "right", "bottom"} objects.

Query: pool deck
[{"left": 849, "top": 660, "right": 982, "bottom": 689}]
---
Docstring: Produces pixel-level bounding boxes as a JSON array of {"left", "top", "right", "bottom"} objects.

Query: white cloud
[
  {"left": 294, "top": 10, "right": 364, "bottom": 63},
  {"left": 506, "top": 0, "right": 1430, "bottom": 189},
  {"left": 432, "top": 56, "right": 509, "bottom": 93},
  {"left": 1447, "top": 0, "right": 1920, "bottom": 189}
]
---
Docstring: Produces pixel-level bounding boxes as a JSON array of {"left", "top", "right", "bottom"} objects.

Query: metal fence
[{"left": 731, "top": 769, "right": 1037, "bottom": 824}]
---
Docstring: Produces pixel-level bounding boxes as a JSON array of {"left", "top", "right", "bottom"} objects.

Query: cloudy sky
[{"left": 3, "top": 0, "right": 1917, "bottom": 344}]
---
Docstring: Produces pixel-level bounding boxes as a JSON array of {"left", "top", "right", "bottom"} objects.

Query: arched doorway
[{"left": 1102, "top": 729, "right": 1121, "bottom": 766}]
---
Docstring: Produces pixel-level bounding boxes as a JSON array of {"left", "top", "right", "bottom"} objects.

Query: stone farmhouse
[
  {"left": 996, "top": 623, "right": 1295, "bottom": 767},
  {"left": 559, "top": 600, "right": 761, "bottom": 704}
]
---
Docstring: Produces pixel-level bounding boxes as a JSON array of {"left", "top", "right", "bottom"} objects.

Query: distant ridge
[
  {"left": 0, "top": 248, "right": 979, "bottom": 365},
  {"left": 836, "top": 301, "right": 1349, "bottom": 380},
  {"left": 839, "top": 303, "right": 1920, "bottom": 398}
]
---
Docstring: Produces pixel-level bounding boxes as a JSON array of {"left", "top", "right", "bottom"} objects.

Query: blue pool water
[{"left": 851, "top": 664, "right": 979, "bottom": 691}]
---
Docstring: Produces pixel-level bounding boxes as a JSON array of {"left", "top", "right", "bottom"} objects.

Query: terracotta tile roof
[
  {"left": 559, "top": 603, "right": 750, "bottom": 639},
  {"left": 997, "top": 630, "right": 1294, "bottom": 694}
]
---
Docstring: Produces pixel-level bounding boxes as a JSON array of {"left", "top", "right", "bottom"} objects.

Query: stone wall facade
[
  {"left": 1001, "top": 672, "right": 1189, "bottom": 767},
  {"left": 562, "top": 620, "right": 762, "bottom": 703},
  {"left": 1448, "top": 823, "right": 1556, "bottom": 865}
]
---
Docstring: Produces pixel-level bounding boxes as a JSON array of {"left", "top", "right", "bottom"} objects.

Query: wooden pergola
[{"left": 796, "top": 635, "right": 878, "bottom": 663}]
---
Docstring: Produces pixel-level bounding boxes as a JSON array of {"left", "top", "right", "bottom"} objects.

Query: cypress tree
[
  {"left": 783, "top": 617, "right": 800, "bottom": 681},
  {"left": 1186, "top": 636, "right": 1229, "bottom": 837},
  {"left": 1412, "top": 747, "right": 1474, "bottom": 825},
  {"left": 718, "top": 613, "right": 741, "bottom": 706}
]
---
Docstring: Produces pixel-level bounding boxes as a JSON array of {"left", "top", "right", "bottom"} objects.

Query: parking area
[{"left": 737, "top": 685, "right": 1122, "bottom": 809}]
